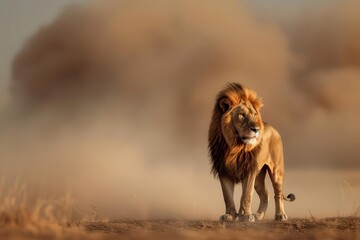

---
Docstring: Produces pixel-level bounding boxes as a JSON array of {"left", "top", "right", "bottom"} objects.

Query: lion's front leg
[
  {"left": 219, "top": 175, "right": 237, "bottom": 222},
  {"left": 239, "top": 173, "right": 256, "bottom": 222}
]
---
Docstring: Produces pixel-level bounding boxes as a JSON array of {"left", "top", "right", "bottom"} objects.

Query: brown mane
[{"left": 208, "top": 83, "right": 263, "bottom": 183}]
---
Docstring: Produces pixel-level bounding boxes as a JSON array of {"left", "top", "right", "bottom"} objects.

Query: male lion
[{"left": 208, "top": 83, "right": 295, "bottom": 222}]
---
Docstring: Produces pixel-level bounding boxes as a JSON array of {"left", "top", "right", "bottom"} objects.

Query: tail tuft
[{"left": 286, "top": 193, "right": 296, "bottom": 202}]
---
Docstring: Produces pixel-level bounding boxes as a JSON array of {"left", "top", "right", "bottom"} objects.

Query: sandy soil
[
  {"left": 1, "top": 217, "right": 359, "bottom": 240},
  {"left": 83, "top": 217, "right": 360, "bottom": 239}
]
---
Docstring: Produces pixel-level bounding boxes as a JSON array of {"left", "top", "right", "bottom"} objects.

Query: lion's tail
[{"left": 283, "top": 193, "right": 296, "bottom": 202}]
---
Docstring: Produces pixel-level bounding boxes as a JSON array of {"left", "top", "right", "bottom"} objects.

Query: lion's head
[
  {"left": 219, "top": 84, "right": 264, "bottom": 147},
  {"left": 208, "top": 83, "right": 264, "bottom": 180}
]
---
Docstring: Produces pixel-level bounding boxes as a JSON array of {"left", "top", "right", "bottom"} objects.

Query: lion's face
[
  {"left": 218, "top": 87, "right": 264, "bottom": 148},
  {"left": 230, "top": 103, "right": 263, "bottom": 145}
]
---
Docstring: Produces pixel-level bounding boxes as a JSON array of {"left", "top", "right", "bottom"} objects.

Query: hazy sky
[
  {"left": 0, "top": 0, "right": 329, "bottom": 89},
  {"left": 0, "top": 0, "right": 88, "bottom": 92}
]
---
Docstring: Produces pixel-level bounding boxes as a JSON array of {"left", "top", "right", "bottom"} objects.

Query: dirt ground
[
  {"left": 1, "top": 217, "right": 359, "bottom": 240},
  {"left": 82, "top": 217, "right": 360, "bottom": 240}
]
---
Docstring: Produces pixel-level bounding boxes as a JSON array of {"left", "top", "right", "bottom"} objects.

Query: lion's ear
[
  {"left": 219, "top": 98, "right": 232, "bottom": 112},
  {"left": 252, "top": 97, "right": 264, "bottom": 111}
]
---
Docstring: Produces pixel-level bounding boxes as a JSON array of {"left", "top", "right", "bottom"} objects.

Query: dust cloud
[{"left": 0, "top": 0, "right": 359, "bottom": 219}]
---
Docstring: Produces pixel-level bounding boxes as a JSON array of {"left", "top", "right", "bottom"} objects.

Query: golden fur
[{"left": 208, "top": 83, "right": 294, "bottom": 222}]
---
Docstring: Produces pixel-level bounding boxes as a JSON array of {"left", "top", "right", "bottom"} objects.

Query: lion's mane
[{"left": 208, "top": 83, "right": 263, "bottom": 183}]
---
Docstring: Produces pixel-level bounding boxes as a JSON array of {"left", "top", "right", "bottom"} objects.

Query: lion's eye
[{"left": 238, "top": 114, "right": 245, "bottom": 120}]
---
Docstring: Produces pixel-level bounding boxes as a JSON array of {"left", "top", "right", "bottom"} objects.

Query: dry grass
[
  {"left": 339, "top": 179, "right": 360, "bottom": 217},
  {"left": 0, "top": 180, "right": 87, "bottom": 239}
]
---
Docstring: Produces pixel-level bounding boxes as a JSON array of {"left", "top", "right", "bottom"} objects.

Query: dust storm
[{"left": 0, "top": 0, "right": 359, "bottom": 219}]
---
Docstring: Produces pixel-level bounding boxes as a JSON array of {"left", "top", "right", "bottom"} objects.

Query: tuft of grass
[
  {"left": 84, "top": 205, "right": 109, "bottom": 223},
  {"left": 0, "top": 179, "right": 89, "bottom": 239},
  {"left": 338, "top": 179, "right": 360, "bottom": 217}
]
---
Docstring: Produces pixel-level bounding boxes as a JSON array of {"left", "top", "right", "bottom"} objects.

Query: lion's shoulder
[
  {"left": 262, "top": 122, "right": 283, "bottom": 154},
  {"left": 262, "top": 122, "right": 282, "bottom": 141}
]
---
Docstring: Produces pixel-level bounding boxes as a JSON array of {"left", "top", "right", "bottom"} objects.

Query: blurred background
[{"left": 0, "top": 0, "right": 359, "bottom": 219}]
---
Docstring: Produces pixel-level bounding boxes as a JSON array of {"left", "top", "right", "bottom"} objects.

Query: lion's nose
[{"left": 251, "top": 127, "right": 260, "bottom": 134}]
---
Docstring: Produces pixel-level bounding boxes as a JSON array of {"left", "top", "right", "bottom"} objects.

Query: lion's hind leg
[
  {"left": 254, "top": 166, "right": 268, "bottom": 221},
  {"left": 268, "top": 167, "right": 288, "bottom": 221}
]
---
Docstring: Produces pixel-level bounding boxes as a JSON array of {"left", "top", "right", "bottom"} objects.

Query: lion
[{"left": 208, "top": 83, "right": 295, "bottom": 222}]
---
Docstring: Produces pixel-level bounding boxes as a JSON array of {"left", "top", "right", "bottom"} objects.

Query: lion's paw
[
  {"left": 219, "top": 214, "right": 236, "bottom": 222},
  {"left": 253, "top": 212, "right": 265, "bottom": 221},
  {"left": 239, "top": 214, "right": 255, "bottom": 222},
  {"left": 275, "top": 214, "right": 288, "bottom": 221}
]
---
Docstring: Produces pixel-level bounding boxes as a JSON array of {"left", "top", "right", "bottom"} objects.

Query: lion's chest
[{"left": 225, "top": 144, "right": 262, "bottom": 183}]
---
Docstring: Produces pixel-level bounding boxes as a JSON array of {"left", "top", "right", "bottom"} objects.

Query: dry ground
[
  {"left": 1, "top": 217, "right": 359, "bottom": 240},
  {"left": 83, "top": 217, "right": 360, "bottom": 240}
]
